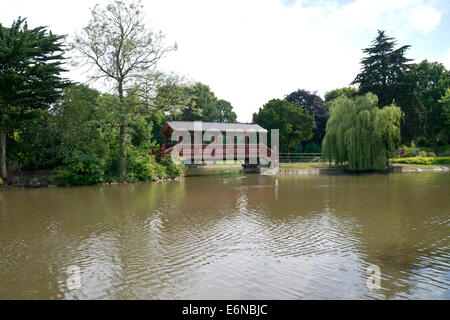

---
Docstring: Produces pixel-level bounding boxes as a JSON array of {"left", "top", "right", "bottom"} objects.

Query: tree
[
  {"left": 177, "top": 82, "right": 237, "bottom": 122},
  {"left": 0, "top": 17, "right": 69, "bottom": 177},
  {"left": 55, "top": 84, "right": 105, "bottom": 160},
  {"left": 439, "top": 88, "right": 450, "bottom": 142},
  {"left": 216, "top": 99, "right": 237, "bottom": 123},
  {"left": 73, "top": 0, "right": 176, "bottom": 181},
  {"left": 284, "top": 89, "right": 328, "bottom": 145},
  {"left": 252, "top": 99, "right": 314, "bottom": 153},
  {"left": 410, "top": 60, "right": 450, "bottom": 152},
  {"left": 324, "top": 87, "right": 358, "bottom": 104},
  {"left": 322, "top": 93, "right": 403, "bottom": 171},
  {"left": 352, "top": 30, "right": 412, "bottom": 107}
]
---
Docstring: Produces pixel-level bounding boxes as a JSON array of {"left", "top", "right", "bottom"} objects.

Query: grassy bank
[{"left": 278, "top": 161, "right": 449, "bottom": 174}]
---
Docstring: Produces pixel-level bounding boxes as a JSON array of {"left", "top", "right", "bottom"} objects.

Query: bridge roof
[{"left": 160, "top": 121, "right": 268, "bottom": 135}]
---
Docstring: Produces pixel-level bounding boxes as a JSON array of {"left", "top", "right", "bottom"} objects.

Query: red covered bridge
[{"left": 157, "top": 121, "right": 277, "bottom": 168}]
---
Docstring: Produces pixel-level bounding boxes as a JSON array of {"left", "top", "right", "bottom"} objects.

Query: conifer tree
[
  {"left": 0, "top": 17, "right": 69, "bottom": 177},
  {"left": 352, "top": 30, "right": 412, "bottom": 107}
]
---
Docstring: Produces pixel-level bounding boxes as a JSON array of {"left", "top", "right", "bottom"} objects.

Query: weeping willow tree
[{"left": 322, "top": 93, "right": 403, "bottom": 170}]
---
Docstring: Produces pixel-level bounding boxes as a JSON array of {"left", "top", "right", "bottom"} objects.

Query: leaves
[
  {"left": 253, "top": 99, "right": 314, "bottom": 151},
  {"left": 322, "top": 93, "right": 403, "bottom": 170}
]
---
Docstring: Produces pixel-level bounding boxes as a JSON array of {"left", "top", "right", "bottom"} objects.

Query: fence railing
[{"left": 279, "top": 153, "right": 322, "bottom": 163}]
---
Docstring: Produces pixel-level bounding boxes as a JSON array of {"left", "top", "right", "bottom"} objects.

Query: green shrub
[
  {"left": 418, "top": 150, "right": 428, "bottom": 157},
  {"left": 161, "top": 155, "right": 185, "bottom": 177},
  {"left": 126, "top": 149, "right": 171, "bottom": 182},
  {"left": 390, "top": 156, "right": 450, "bottom": 165},
  {"left": 58, "top": 150, "right": 104, "bottom": 185}
]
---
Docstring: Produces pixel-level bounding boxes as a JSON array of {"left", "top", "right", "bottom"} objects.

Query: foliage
[
  {"left": 216, "top": 99, "right": 237, "bottom": 123},
  {"left": 126, "top": 149, "right": 167, "bottom": 182},
  {"left": 8, "top": 109, "right": 62, "bottom": 170},
  {"left": 253, "top": 99, "right": 314, "bottom": 152},
  {"left": 324, "top": 87, "right": 358, "bottom": 104},
  {"left": 352, "top": 30, "right": 412, "bottom": 107},
  {"left": 350, "top": 30, "right": 424, "bottom": 143},
  {"left": 161, "top": 155, "right": 185, "bottom": 177},
  {"left": 58, "top": 150, "right": 104, "bottom": 186},
  {"left": 0, "top": 17, "right": 69, "bottom": 177},
  {"left": 322, "top": 93, "right": 403, "bottom": 170},
  {"left": 440, "top": 88, "right": 450, "bottom": 141},
  {"left": 390, "top": 157, "right": 450, "bottom": 165},
  {"left": 288, "top": 142, "right": 321, "bottom": 153},
  {"left": 410, "top": 60, "right": 450, "bottom": 150},
  {"left": 55, "top": 85, "right": 106, "bottom": 160},
  {"left": 284, "top": 89, "right": 328, "bottom": 145},
  {"left": 72, "top": 0, "right": 176, "bottom": 181},
  {"left": 177, "top": 82, "right": 237, "bottom": 123}
]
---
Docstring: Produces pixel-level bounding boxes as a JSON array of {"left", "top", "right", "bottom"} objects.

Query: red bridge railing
[{"left": 159, "top": 143, "right": 277, "bottom": 164}]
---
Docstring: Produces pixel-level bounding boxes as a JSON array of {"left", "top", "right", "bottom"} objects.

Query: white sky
[{"left": 1, "top": 0, "right": 449, "bottom": 122}]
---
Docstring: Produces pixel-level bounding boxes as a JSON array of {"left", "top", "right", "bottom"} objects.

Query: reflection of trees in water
[{"left": 324, "top": 173, "right": 450, "bottom": 299}]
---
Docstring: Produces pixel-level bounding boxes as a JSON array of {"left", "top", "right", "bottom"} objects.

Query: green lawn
[{"left": 279, "top": 162, "right": 325, "bottom": 170}]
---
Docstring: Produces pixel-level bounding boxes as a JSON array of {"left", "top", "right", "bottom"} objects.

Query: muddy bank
[
  {"left": 1, "top": 170, "right": 57, "bottom": 188},
  {"left": 1, "top": 170, "right": 183, "bottom": 189}
]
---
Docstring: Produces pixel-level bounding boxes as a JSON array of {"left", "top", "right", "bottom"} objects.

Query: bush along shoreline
[{"left": 1, "top": 155, "right": 185, "bottom": 189}]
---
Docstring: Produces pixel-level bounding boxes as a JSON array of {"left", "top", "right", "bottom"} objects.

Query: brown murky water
[{"left": 0, "top": 171, "right": 449, "bottom": 299}]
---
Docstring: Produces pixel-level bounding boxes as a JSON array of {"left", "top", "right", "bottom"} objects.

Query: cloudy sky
[{"left": 1, "top": 0, "right": 449, "bottom": 122}]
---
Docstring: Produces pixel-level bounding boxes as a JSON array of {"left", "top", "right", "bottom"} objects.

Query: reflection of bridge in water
[{"left": 155, "top": 121, "right": 278, "bottom": 173}]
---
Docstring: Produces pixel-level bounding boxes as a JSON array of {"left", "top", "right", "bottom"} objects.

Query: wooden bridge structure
[{"left": 156, "top": 121, "right": 278, "bottom": 170}]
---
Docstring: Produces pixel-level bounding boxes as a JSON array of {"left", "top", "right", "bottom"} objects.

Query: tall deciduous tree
[
  {"left": 252, "top": 99, "right": 314, "bottom": 153},
  {"left": 0, "top": 17, "right": 69, "bottom": 177},
  {"left": 322, "top": 93, "right": 403, "bottom": 171},
  {"left": 73, "top": 0, "right": 176, "bottom": 181},
  {"left": 177, "top": 82, "right": 237, "bottom": 122},
  {"left": 410, "top": 60, "right": 450, "bottom": 152},
  {"left": 439, "top": 88, "right": 450, "bottom": 142},
  {"left": 216, "top": 99, "right": 237, "bottom": 123},
  {"left": 284, "top": 89, "right": 328, "bottom": 145}
]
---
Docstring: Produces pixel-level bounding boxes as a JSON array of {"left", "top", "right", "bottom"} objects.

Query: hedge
[{"left": 390, "top": 157, "right": 450, "bottom": 165}]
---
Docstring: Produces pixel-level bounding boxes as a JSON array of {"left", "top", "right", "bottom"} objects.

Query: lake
[{"left": 0, "top": 171, "right": 449, "bottom": 299}]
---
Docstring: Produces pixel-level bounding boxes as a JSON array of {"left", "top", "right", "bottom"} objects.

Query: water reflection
[{"left": 0, "top": 173, "right": 448, "bottom": 299}]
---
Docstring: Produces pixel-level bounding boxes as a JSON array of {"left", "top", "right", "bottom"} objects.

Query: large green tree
[
  {"left": 352, "top": 30, "right": 412, "bottom": 107},
  {"left": 440, "top": 88, "right": 450, "bottom": 141},
  {"left": 322, "top": 93, "right": 403, "bottom": 171},
  {"left": 351, "top": 30, "right": 422, "bottom": 143},
  {"left": 216, "top": 99, "right": 237, "bottom": 123},
  {"left": 252, "top": 99, "right": 314, "bottom": 153},
  {"left": 284, "top": 89, "right": 328, "bottom": 145},
  {"left": 410, "top": 60, "right": 450, "bottom": 151},
  {"left": 177, "top": 82, "right": 237, "bottom": 122},
  {"left": 0, "top": 17, "right": 69, "bottom": 177},
  {"left": 73, "top": 0, "right": 176, "bottom": 181}
]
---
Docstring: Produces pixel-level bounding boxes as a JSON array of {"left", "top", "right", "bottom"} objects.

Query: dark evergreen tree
[
  {"left": 352, "top": 30, "right": 412, "bottom": 107},
  {"left": 352, "top": 30, "right": 417, "bottom": 142},
  {"left": 0, "top": 17, "right": 69, "bottom": 177}
]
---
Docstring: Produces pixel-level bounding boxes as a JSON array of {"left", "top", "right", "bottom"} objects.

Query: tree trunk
[
  {"left": 118, "top": 84, "right": 127, "bottom": 182},
  {"left": 1, "top": 102, "right": 7, "bottom": 178},
  {"left": 119, "top": 121, "right": 126, "bottom": 181}
]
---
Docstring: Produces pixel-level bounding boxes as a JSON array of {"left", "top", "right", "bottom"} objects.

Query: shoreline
[
  {"left": 2, "top": 163, "right": 449, "bottom": 190},
  {"left": 277, "top": 163, "right": 450, "bottom": 175},
  {"left": 1, "top": 170, "right": 184, "bottom": 190}
]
